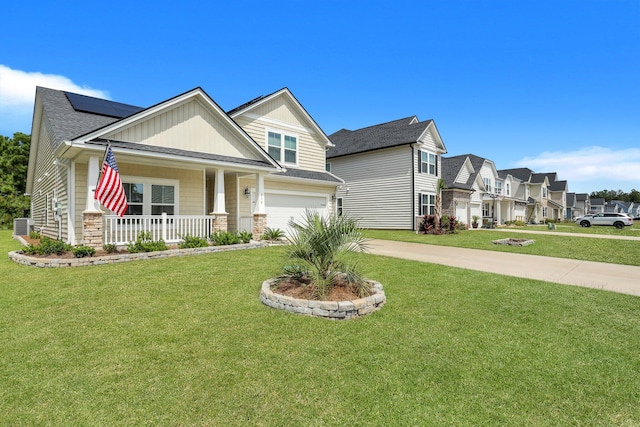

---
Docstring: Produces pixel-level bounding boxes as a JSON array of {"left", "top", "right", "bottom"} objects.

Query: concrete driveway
[{"left": 368, "top": 239, "right": 640, "bottom": 297}]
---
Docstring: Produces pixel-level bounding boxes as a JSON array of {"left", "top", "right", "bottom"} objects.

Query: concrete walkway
[{"left": 368, "top": 239, "right": 640, "bottom": 297}]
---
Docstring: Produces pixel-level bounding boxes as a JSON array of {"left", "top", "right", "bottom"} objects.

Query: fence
[{"left": 104, "top": 214, "right": 214, "bottom": 245}]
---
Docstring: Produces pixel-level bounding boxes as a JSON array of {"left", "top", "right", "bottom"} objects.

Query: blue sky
[{"left": 1, "top": 0, "right": 638, "bottom": 194}]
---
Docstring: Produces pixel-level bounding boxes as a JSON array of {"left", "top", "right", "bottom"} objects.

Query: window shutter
[
  {"left": 435, "top": 155, "right": 439, "bottom": 176},
  {"left": 417, "top": 150, "right": 422, "bottom": 173}
]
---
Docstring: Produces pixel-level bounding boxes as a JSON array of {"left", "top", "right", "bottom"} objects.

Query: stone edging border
[
  {"left": 8, "top": 241, "right": 269, "bottom": 268},
  {"left": 259, "top": 278, "right": 386, "bottom": 320}
]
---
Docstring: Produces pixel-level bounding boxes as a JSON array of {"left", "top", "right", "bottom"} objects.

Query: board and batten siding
[
  {"left": 233, "top": 97, "right": 327, "bottom": 173},
  {"left": 105, "top": 99, "right": 261, "bottom": 161},
  {"left": 333, "top": 146, "right": 414, "bottom": 229}
]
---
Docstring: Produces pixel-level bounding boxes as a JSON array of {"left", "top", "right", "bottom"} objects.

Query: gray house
[{"left": 327, "top": 116, "right": 447, "bottom": 230}]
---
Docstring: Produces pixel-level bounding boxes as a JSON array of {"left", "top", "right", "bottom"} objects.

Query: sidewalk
[{"left": 368, "top": 239, "right": 640, "bottom": 297}]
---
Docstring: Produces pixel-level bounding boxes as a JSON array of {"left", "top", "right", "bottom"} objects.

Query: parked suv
[{"left": 576, "top": 213, "right": 634, "bottom": 229}]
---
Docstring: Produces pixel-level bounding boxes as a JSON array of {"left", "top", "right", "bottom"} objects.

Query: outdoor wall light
[{"left": 244, "top": 187, "right": 250, "bottom": 197}]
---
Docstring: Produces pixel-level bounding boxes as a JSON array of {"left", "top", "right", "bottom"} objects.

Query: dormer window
[
  {"left": 495, "top": 181, "right": 502, "bottom": 195},
  {"left": 542, "top": 186, "right": 547, "bottom": 198},
  {"left": 484, "top": 177, "right": 492, "bottom": 193},
  {"left": 267, "top": 130, "right": 297, "bottom": 165}
]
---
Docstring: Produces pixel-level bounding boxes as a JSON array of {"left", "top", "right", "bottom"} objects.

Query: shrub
[
  {"left": 238, "top": 231, "right": 253, "bottom": 244},
  {"left": 73, "top": 245, "right": 96, "bottom": 258},
  {"left": 514, "top": 220, "right": 526, "bottom": 227},
  {"left": 179, "top": 234, "right": 210, "bottom": 249},
  {"left": 29, "top": 231, "right": 41, "bottom": 239},
  {"left": 38, "top": 237, "right": 72, "bottom": 255},
  {"left": 127, "top": 232, "right": 168, "bottom": 253},
  {"left": 261, "top": 227, "right": 284, "bottom": 241},
  {"left": 210, "top": 231, "right": 240, "bottom": 246},
  {"left": 281, "top": 210, "right": 370, "bottom": 299},
  {"left": 103, "top": 243, "right": 118, "bottom": 254},
  {"left": 419, "top": 215, "right": 458, "bottom": 234}
]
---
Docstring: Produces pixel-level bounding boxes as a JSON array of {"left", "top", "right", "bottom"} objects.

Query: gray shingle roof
[
  {"left": 566, "top": 192, "right": 575, "bottom": 205},
  {"left": 442, "top": 153, "right": 491, "bottom": 191},
  {"left": 37, "top": 87, "right": 122, "bottom": 144},
  {"left": 576, "top": 193, "right": 589, "bottom": 201},
  {"left": 326, "top": 116, "right": 434, "bottom": 158},
  {"left": 498, "top": 168, "right": 533, "bottom": 182},
  {"left": 590, "top": 198, "right": 605, "bottom": 205},
  {"left": 549, "top": 180, "right": 567, "bottom": 192}
]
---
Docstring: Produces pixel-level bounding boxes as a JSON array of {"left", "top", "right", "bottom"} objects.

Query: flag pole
[{"left": 95, "top": 142, "right": 111, "bottom": 189}]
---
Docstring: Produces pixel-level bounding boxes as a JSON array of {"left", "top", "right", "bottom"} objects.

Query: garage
[
  {"left": 455, "top": 202, "right": 468, "bottom": 225},
  {"left": 265, "top": 193, "right": 329, "bottom": 233}
]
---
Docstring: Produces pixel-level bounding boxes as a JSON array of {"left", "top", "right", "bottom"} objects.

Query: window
[
  {"left": 325, "top": 162, "right": 331, "bottom": 172},
  {"left": 483, "top": 203, "right": 490, "bottom": 217},
  {"left": 542, "top": 186, "right": 547, "bottom": 198},
  {"left": 506, "top": 183, "right": 511, "bottom": 196},
  {"left": 420, "top": 193, "right": 435, "bottom": 215},
  {"left": 336, "top": 197, "right": 343, "bottom": 216},
  {"left": 483, "top": 177, "right": 492, "bottom": 193},
  {"left": 420, "top": 151, "right": 437, "bottom": 175},
  {"left": 495, "top": 181, "right": 502, "bottom": 195},
  {"left": 542, "top": 206, "right": 548, "bottom": 217},
  {"left": 123, "top": 183, "right": 144, "bottom": 215},
  {"left": 151, "top": 185, "right": 175, "bottom": 215},
  {"left": 267, "top": 131, "right": 297, "bottom": 165},
  {"left": 121, "top": 178, "right": 178, "bottom": 216}
]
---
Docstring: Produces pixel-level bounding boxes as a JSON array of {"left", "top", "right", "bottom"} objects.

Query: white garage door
[
  {"left": 455, "top": 202, "right": 468, "bottom": 225},
  {"left": 265, "top": 193, "right": 329, "bottom": 233}
]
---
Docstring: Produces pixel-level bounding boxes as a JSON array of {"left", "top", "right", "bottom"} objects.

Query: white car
[{"left": 576, "top": 213, "right": 634, "bottom": 229}]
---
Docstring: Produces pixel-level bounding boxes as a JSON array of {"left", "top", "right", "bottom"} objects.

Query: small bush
[
  {"left": 38, "top": 237, "right": 72, "bottom": 255},
  {"left": 127, "top": 232, "right": 168, "bottom": 253},
  {"left": 261, "top": 227, "right": 284, "bottom": 241},
  {"left": 514, "top": 220, "right": 526, "bottom": 227},
  {"left": 179, "top": 234, "right": 210, "bottom": 249},
  {"left": 103, "top": 243, "right": 118, "bottom": 254},
  {"left": 210, "top": 231, "right": 241, "bottom": 246},
  {"left": 29, "top": 231, "right": 41, "bottom": 239},
  {"left": 73, "top": 245, "right": 96, "bottom": 258},
  {"left": 238, "top": 231, "right": 253, "bottom": 244}
]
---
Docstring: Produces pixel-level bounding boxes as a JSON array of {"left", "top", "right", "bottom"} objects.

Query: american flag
[{"left": 94, "top": 146, "right": 128, "bottom": 217}]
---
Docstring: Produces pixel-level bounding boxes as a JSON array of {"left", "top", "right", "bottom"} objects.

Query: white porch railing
[{"left": 104, "top": 214, "right": 214, "bottom": 245}]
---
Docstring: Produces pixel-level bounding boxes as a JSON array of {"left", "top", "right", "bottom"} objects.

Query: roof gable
[
  {"left": 498, "top": 168, "right": 533, "bottom": 182},
  {"left": 327, "top": 116, "right": 446, "bottom": 158},
  {"left": 69, "top": 87, "right": 278, "bottom": 166},
  {"left": 228, "top": 88, "right": 333, "bottom": 149}
]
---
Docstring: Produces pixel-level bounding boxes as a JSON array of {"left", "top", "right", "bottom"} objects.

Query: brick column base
[
  {"left": 82, "top": 211, "right": 103, "bottom": 249},
  {"left": 253, "top": 213, "right": 267, "bottom": 240},
  {"left": 211, "top": 213, "right": 228, "bottom": 233}
]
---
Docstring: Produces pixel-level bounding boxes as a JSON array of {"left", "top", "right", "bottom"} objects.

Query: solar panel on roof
[{"left": 65, "top": 92, "right": 144, "bottom": 118}]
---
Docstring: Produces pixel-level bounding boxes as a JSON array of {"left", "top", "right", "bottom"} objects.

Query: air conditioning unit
[{"left": 13, "top": 218, "right": 33, "bottom": 236}]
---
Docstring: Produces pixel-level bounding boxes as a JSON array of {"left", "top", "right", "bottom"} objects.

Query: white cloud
[
  {"left": 0, "top": 65, "right": 110, "bottom": 134},
  {"left": 516, "top": 147, "right": 640, "bottom": 192}
]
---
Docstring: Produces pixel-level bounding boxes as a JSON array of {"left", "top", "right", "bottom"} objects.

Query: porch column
[
  {"left": 253, "top": 173, "right": 267, "bottom": 238},
  {"left": 83, "top": 156, "right": 103, "bottom": 249},
  {"left": 211, "top": 168, "right": 228, "bottom": 233}
]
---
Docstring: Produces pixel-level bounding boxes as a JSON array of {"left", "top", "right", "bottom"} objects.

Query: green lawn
[
  {"left": 1, "top": 230, "right": 639, "bottom": 425},
  {"left": 364, "top": 229, "right": 640, "bottom": 266},
  {"left": 527, "top": 221, "right": 640, "bottom": 236}
]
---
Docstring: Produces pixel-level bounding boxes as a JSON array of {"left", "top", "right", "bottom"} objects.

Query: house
[
  {"left": 546, "top": 176, "right": 568, "bottom": 221},
  {"left": 441, "top": 154, "right": 528, "bottom": 227},
  {"left": 498, "top": 168, "right": 550, "bottom": 223},
  {"left": 327, "top": 116, "right": 447, "bottom": 230},
  {"left": 566, "top": 192, "right": 576, "bottom": 220},
  {"left": 590, "top": 198, "right": 606, "bottom": 213},
  {"left": 574, "top": 193, "right": 590, "bottom": 218},
  {"left": 25, "top": 86, "right": 342, "bottom": 248}
]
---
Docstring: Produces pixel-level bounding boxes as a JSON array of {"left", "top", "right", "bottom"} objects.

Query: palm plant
[{"left": 282, "top": 210, "right": 369, "bottom": 299}]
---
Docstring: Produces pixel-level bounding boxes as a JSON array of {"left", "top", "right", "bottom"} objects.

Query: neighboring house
[
  {"left": 546, "top": 176, "right": 568, "bottom": 221},
  {"left": 498, "top": 168, "right": 549, "bottom": 223},
  {"left": 590, "top": 198, "right": 606, "bottom": 213},
  {"left": 574, "top": 193, "right": 590, "bottom": 218},
  {"left": 610, "top": 200, "right": 630, "bottom": 214},
  {"left": 566, "top": 192, "right": 576, "bottom": 220},
  {"left": 327, "top": 116, "right": 447, "bottom": 230},
  {"left": 442, "top": 154, "right": 527, "bottom": 226},
  {"left": 26, "top": 86, "right": 341, "bottom": 247}
]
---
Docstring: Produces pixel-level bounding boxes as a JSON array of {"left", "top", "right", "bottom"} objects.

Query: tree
[
  {"left": 434, "top": 178, "right": 447, "bottom": 232},
  {"left": 0, "top": 133, "right": 31, "bottom": 228}
]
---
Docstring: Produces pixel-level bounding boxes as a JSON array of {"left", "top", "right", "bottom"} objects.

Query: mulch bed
[{"left": 273, "top": 277, "right": 365, "bottom": 301}]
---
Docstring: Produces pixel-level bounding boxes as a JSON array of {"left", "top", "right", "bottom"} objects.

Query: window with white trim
[
  {"left": 495, "top": 181, "right": 502, "bottom": 195},
  {"left": 506, "top": 182, "right": 511, "bottom": 196},
  {"left": 267, "top": 130, "right": 297, "bottom": 165},
  {"left": 121, "top": 178, "right": 178, "bottom": 216},
  {"left": 542, "top": 186, "right": 547, "bottom": 198},
  {"left": 483, "top": 202, "right": 490, "bottom": 217},
  {"left": 420, "top": 151, "right": 437, "bottom": 175},
  {"left": 542, "top": 206, "right": 548, "bottom": 217},
  {"left": 420, "top": 193, "right": 436, "bottom": 215},
  {"left": 336, "top": 197, "right": 343, "bottom": 216},
  {"left": 483, "top": 177, "right": 492, "bottom": 193}
]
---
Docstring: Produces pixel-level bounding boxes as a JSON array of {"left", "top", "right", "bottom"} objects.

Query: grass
[
  {"left": 364, "top": 228, "right": 640, "bottom": 266},
  {"left": 527, "top": 221, "right": 640, "bottom": 236},
  {"left": 1, "top": 230, "right": 640, "bottom": 425}
]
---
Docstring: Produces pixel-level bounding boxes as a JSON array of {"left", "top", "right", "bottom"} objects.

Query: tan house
[{"left": 25, "top": 86, "right": 342, "bottom": 247}]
